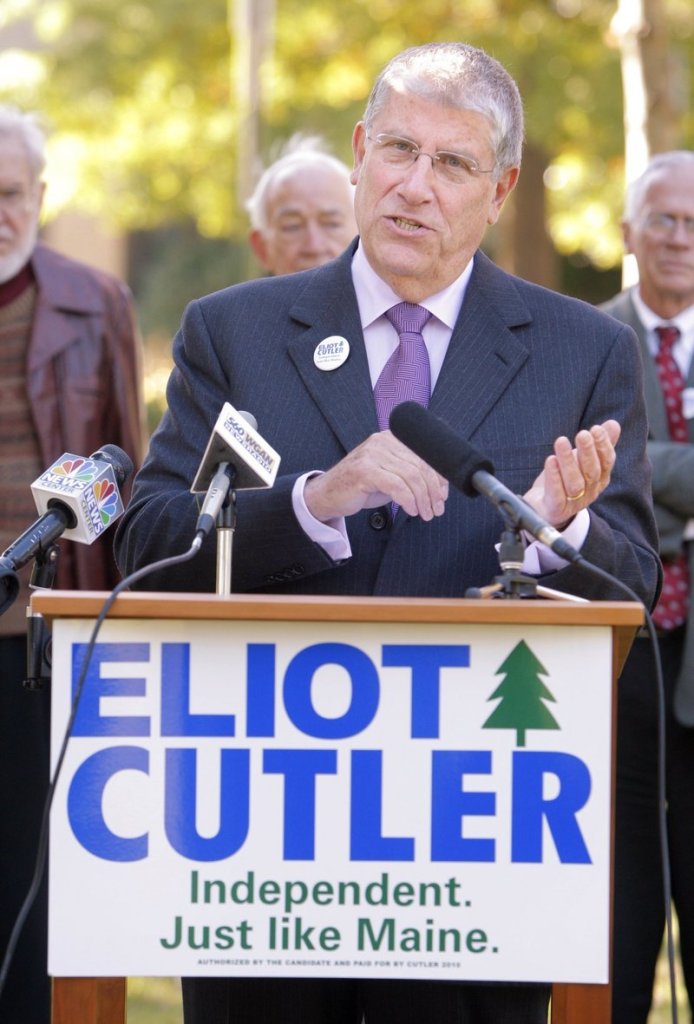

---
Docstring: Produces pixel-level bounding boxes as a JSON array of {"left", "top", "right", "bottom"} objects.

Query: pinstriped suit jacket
[{"left": 115, "top": 245, "right": 660, "bottom": 609}]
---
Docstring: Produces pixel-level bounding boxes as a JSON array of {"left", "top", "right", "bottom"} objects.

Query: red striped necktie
[{"left": 652, "top": 324, "right": 689, "bottom": 630}]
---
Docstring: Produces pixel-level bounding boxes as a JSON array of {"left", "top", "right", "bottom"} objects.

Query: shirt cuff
[
  {"left": 292, "top": 472, "right": 352, "bottom": 561},
  {"left": 522, "top": 509, "right": 590, "bottom": 573}
]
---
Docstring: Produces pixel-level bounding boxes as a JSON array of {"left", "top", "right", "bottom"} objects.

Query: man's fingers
[{"left": 305, "top": 432, "right": 448, "bottom": 522}]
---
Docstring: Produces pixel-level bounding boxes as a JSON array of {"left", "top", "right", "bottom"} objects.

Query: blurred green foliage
[{"left": 2, "top": 0, "right": 693, "bottom": 270}]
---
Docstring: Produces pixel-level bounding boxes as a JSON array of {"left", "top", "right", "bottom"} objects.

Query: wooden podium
[{"left": 30, "top": 589, "right": 642, "bottom": 1024}]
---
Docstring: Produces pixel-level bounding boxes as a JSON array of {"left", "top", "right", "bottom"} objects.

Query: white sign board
[{"left": 48, "top": 617, "right": 613, "bottom": 983}]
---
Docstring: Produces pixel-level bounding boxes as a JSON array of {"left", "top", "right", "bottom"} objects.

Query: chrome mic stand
[
  {"left": 465, "top": 525, "right": 588, "bottom": 603},
  {"left": 215, "top": 488, "right": 236, "bottom": 596}
]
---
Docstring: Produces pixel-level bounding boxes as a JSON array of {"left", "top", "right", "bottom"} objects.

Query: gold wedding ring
[{"left": 567, "top": 488, "right": 586, "bottom": 501}]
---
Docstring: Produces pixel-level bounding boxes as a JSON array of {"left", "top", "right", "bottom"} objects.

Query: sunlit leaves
[{"left": 0, "top": 0, "right": 692, "bottom": 268}]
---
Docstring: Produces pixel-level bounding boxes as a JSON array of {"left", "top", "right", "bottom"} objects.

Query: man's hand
[
  {"left": 304, "top": 431, "right": 449, "bottom": 522},
  {"left": 523, "top": 420, "right": 621, "bottom": 528}
]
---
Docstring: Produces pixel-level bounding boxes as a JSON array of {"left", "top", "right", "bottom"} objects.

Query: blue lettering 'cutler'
[{"left": 66, "top": 641, "right": 592, "bottom": 866}]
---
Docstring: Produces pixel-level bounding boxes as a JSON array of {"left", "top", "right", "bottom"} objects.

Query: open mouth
[{"left": 391, "top": 216, "right": 425, "bottom": 233}]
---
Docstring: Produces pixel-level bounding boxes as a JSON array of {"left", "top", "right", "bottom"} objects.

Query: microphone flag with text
[
  {"left": 0, "top": 445, "right": 134, "bottom": 616},
  {"left": 389, "top": 401, "right": 581, "bottom": 563},
  {"left": 191, "top": 403, "right": 281, "bottom": 541}
]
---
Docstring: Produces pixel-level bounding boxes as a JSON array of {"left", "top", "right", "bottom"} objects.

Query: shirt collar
[
  {"left": 350, "top": 241, "right": 474, "bottom": 330},
  {"left": 632, "top": 287, "right": 694, "bottom": 341}
]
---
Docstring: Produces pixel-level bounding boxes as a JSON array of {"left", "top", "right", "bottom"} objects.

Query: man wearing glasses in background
[
  {"left": 116, "top": 42, "right": 660, "bottom": 1024},
  {"left": 0, "top": 104, "right": 145, "bottom": 1024},
  {"left": 601, "top": 151, "right": 694, "bottom": 1024}
]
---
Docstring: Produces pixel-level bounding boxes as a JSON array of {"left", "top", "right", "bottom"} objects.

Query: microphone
[
  {"left": 191, "top": 404, "right": 280, "bottom": 539},
  {"left": 389, "top": 402, "right": 581, "bottom": 563},
  {"left": 0, "top": 445, "right": 135, "bottom": 615}
]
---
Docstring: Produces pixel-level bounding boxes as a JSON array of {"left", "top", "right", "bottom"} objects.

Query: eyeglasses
[
  {"left": 643, "top": 212, "right": 694, "bottom": 237},
  {"left": 365, "top": 132, "right": 495, "bottom": 184}
]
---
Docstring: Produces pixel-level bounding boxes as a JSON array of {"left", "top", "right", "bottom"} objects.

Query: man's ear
[
  {"left": 248, "top": 229, "right": 271, "bottom": 270},
  {"left": 621, "top": 220, "right": 633, "bottom": 254},
  {"left": 350, "top": 121, "right": 367, "bottom": 186},
  {"left": 487, "top": 166, "right": 520, "bottom": 226}
]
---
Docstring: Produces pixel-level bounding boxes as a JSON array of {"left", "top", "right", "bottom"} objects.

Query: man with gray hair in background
[
  {"left": 0, "top": 104, "right": 145, "bottom": 1022},
  {"left": 246, "top": 134, "right": 357, "bottom": 276},
  {"left": 601, "top": 150, "right": 694, "bottom": 1024}
]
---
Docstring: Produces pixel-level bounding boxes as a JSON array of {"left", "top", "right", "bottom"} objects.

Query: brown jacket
[{"left": 27, "top": 243, "right": 146, "bottom": 593}]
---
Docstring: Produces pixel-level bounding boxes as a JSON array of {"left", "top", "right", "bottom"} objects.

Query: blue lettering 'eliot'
[
  {"left": 283, "top": 643, "right": 380, "bottom": 738},
  {"left": 381, "top": 645, "right": 470, "bottom": 738},
  {"left": 161, "top": 643, "right": 235, "bottom": 737},
  {"left": 72, "top": 643, "right": 150, "bottom": 736}
]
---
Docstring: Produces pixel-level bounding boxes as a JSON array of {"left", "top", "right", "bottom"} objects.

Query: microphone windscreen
[
  {"left": 91, "top": 445, "right": 135, "bottom": 486},
  {"left": 389, "top": 401, "right": 494, "bottom": 497},
  {"left": 239, "top": 411, "right": 258, "bottom": 432}
]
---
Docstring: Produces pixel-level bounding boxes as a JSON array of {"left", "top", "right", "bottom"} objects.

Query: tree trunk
[
  {"left": 641, "top": 0, "right": 679, "bottom": 153},
  {"left": 608, "top": 0, "right": 679, "bottom": 285},
  {"left": 491, "top": 140, "right": 559, "bottom": 291},
  {"left": 230, "top": 0, "right": 276, "bottom": 207}
]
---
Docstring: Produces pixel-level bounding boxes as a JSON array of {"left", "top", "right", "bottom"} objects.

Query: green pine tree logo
[{"left": 482, "top": 640, "right": 560, "bottom": 747}]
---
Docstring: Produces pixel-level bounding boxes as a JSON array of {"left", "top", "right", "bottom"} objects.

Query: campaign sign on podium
[{"left": 42, "top": 594, "right": 622, "bottom": 987}]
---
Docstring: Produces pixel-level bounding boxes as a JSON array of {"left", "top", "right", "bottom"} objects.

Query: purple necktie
[
  {"left": 374, "top": 302, "right": 432, "bottom": 432},
  {"left": 652, "top": 324, "right": 689, "bottom": 630}
]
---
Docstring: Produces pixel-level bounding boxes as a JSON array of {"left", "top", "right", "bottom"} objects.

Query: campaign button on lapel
[{"left": 314, "top": 336, "right": 350, "bottom": 370}]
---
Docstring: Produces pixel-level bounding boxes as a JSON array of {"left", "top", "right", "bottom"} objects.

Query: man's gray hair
[
  {"left": 624, "top": 150, "right": 694, "bottom": 220},
  {"left": 363, "top": 42, "right": 524, "bottom": 176},
  {"left": 0, "top": 104, "right": 47, "bottom": 180},
  {"left": 246, "top": 134, "right": 353, "bottom": 232}
]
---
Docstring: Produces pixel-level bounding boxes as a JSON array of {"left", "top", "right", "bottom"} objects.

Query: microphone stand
[
  {"left": 25, "top": 542, "right": 60, "bottom": 690},
  {"left": 465, "top": 524, "right": 589, "bottom": 603},
  {"left": 215, "top": 489, "right": 236, "bottom": 596}
]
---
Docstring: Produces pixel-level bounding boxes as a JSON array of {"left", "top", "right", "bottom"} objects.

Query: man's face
[
  {"left": 249, "top": 164, "right": 357, "bottom": 275},
  {"left": 0, "top": 133, "right": 43, "bottom": 284},
  {"left": 350, "top": 90, "right": 518, "bottom": 303},
  {"left": 623, "top": 164, "right": 694, "bottom": 316}
]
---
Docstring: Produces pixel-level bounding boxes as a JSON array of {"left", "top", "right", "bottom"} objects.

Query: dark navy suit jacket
[{"left": 115, "top": 244, "right": 660, "bottom": 609}]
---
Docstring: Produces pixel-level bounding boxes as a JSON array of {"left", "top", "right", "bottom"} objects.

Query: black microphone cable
[
  {"left": 390, "top": 401, "right": 677, "bottom": 1022},
  {"left": 0, "top": 537, "right": 202, "bottom": 1002},
  {"left": 561, "top": 562, "right": 677, "bottom": 1024}
]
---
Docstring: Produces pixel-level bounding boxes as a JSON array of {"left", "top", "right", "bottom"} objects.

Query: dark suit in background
[
  {"left": 115, "top": 42, "right": 660, "bottom": 1024},
  {"left": 601, "top": 151, "right": 694, "bottom": 1024}
]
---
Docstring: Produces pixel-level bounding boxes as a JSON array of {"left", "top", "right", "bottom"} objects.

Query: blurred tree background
[
  {"left": 0, "top": 4, "right": 692, "bottom": 1020},
  {"left": 0, "top": 0, "right": 692, "bottom": 431}
]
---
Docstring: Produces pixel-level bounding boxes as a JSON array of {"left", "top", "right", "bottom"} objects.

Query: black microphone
[
  {"left": 389, "top": 402, "right": 581, "bottom": 563},
  {"left": 191, "top": 404, "right": 280, "bottom": 541},
  {"left": 0, "top": 445, "right": 134, "bottom": 616}
]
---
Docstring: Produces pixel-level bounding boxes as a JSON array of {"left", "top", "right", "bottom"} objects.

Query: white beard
[{"left": 0, "top": 224, "right": 38, "bottom": 284}]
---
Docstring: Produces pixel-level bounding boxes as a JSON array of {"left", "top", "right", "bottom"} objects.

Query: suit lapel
[
  {"left": 285, "top": 250, "right": 378, "bottom": 457},
  {"left": 430, "top": 253, "right": 531, "bottom": 436},
  {"left": 610, "top": 292, "right": 670, "bottom": 439}
]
